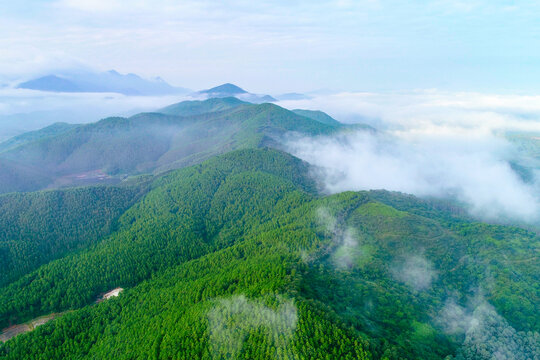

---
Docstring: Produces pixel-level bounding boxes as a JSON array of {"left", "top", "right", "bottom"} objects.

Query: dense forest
[
  {"left": 0, "top": 148, "right": 538, "bottom": 359},
  {"left": 0, "top": 182, "right": 148, "bottom": 286}
]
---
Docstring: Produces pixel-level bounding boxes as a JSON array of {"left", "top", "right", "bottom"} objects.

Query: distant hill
[
  {"left": 0, "top": 123, "right": 77, "bottom": 153},
  {"left": 292, "top": 109, "right": 342, "bottom": 126},
  {"left": 18, "top": 75, "right": 81, "bottom": 92},
  {"left": 194, "top": 83, "right": 277, "bottom": 103},
  {"left": 0, "top": 98, "right": 342, "bottom": 193},
  {"left": 158, "top": 97, "right": 247, "bottom": 116},
  {"left": 199, "top": 83, "right": 247, "bottom": 96},
  {"left": 17, "top": 70, "right": 189, "bottom": 96}
]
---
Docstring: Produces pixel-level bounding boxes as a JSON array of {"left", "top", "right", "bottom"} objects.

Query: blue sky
[{"left": 1, "top": 0, "right": 539, "bottom": 93}]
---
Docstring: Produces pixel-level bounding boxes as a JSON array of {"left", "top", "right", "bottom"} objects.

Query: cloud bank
[{"left": 283, "top": 90, "right": 540, "bottom": 223}]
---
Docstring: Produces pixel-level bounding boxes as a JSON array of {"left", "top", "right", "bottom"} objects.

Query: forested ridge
[
  {"left": 0, "top": 98, "right": 342, "bottom": 193},
  {"left": 0, "top": 148, "right": 538, "bottom": 359}
]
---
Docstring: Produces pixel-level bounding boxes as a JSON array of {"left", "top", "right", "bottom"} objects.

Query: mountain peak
[
  {"left": 195, "top": 83, "right": 276, "bottom": 103},
  {"left": 201, "top": 83, "right": 247, "bottom": 95}
]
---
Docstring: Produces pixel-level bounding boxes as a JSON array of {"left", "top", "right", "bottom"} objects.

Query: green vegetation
[
  {"left": 0, "top": 98, "right": 537, "bottom": 358},
  {"left": 0, "top": 182, "right": 148, "bottom": 286},
  {"left": 0, "top": 99, "right": 340, "bottom": 193},
  {"left": 0, "top": 123, "right": 77, "bottom": 154},
  {"left": 0, "top": 148, "right": 537, "bottom": 359},
  {"left": 505, "top": 132, "right": 540, "bottom": 184},
  {"left": 292, "top": 109, "right": 342, "bottom": 126},
  {"left": 159, "top": 97, "right": 247, "bottom": 116}
]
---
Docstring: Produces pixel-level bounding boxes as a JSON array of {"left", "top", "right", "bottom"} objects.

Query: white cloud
[
  {"left": 278, "top": 91, "right": 540, "bottom": 132},
  {"left": 0, "top": 88, "right": 190, "bottom": 141},
  {"left": 283, "top": 90, "right": 540, "bottom": 223},
  {"left": 391, "top": 255, "right": 436, "bottom": 291}
]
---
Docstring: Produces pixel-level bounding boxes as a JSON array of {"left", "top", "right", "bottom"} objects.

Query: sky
[{"left": 1, "top": 0, "right": 540, "bottom": 93}]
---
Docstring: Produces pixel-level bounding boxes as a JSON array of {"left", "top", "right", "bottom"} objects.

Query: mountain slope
[
  {"left": 0, "top": 149, "right": 318, "bottom": 329},
  {"left": 0, "top": 100, "right": 340, "bottom": 193},
  {"left": 0, "top": 182, "right": 148, "bottom": 286},
  {"left": 0, "top": 123, "right": 77, "bottom": 154},
  {"left": 195, "top": 83, "right": 277, "bottom": 103},
  {"left": 0, "top": 148, "right": 538, "bottom": 359},
  {"left": 158, "top": 97, "right": 247, "bottom": 116},
  {"left": 292, "top": 109, "right": 342, "bottom": 126}
]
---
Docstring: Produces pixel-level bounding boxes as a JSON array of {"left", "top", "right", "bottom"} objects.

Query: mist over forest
[{"left": 1, "top": 1, "right": 539, "bottom": 359}]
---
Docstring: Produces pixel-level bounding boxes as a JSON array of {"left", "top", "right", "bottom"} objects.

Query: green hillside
[
  {"left": 0, "top": 149, "right": 537, "bottom": 359},
  {"left": 159, "top": 97, "right": 247, "bottom": 116},
  {"left": 0, "top": 181, "right": 149, "bottom": 287},
  {"left": 0, "top": 99, "right": 339, "bottom": 193},
  {"left": 0, "top": 123, "right": 77, "bottom": 154},
  {"left": 292, "top": 109, "right": 342, "bottom": 126},
  {"left": 0, "top": 158, "right": 53, "bottom": 194}
]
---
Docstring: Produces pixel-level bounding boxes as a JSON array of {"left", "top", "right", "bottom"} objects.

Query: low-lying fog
[
  {"left": 279, "top": 90, "right": 540, "bottom": 224},
  {"left": 0, "top": 88, "right": 189, "bottom": 141}
]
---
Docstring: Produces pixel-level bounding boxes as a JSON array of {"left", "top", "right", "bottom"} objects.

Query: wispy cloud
[
  {"left": 391, "top": 254, "right": 437, "bottom": 291},
  {"left": 207, "top": 295, "right": 297, "bottom": 360},
  {"left": 438, "top": 297, "right": 540, "bottom": 359},
  {"left": 0, "top": 88, "right": 189, "bottom": 140},
  {"left": 316, "top": 207, "right": 368, "bottom": 270}
]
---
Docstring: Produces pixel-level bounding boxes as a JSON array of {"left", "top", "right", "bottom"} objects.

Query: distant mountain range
[
  {"left": 17, "top": 70, "right": 189, "bottom": 96},
  {"left": 15, "top": 71, "right": 312, "bottom": 104}
]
